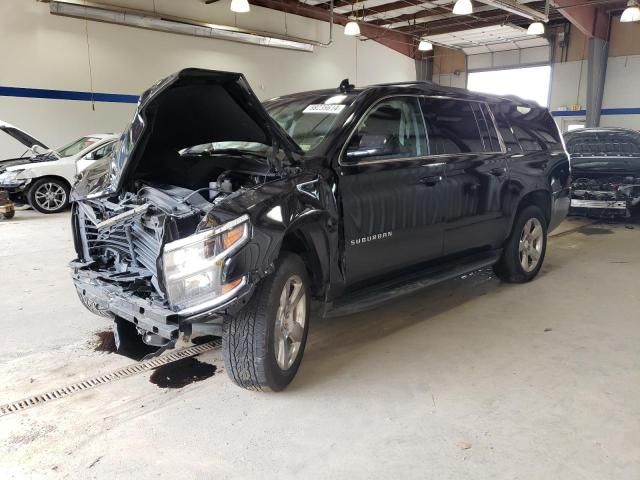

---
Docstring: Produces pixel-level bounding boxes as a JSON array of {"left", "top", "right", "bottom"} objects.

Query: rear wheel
[
  {"left": 494, "top": 205, "right": 547, "bottom": 283},
  {"left": 27, "top": 177, "right": 70, "bottom": 214},
  {"left": 223, "top": 253, "right": 310, "bottom": 391}
]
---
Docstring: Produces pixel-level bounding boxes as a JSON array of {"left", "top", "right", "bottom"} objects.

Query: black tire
[
  {"left": 76, "top": 289, "right": 114, "bottom": 318},
  {"left": 223, "top": 253, "right": 310, "bottom": 392},
  {"left": 113, "top": 317, "right": 159, "bottom": 361},
  {"left": 493, "top": 204, "right": 547, "bottom": 283},
  {"left": 27, "top": 177, "right": 70, "bottom": 214}
]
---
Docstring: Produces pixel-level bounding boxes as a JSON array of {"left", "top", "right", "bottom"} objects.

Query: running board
[{"left": 326, "top": 249, "right": 502, "bottom": 318}]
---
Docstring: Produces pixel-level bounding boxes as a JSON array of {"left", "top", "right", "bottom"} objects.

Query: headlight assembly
[
  {"left": 0, "top": 169, "right": 25, "bottom": 183},
  {"left": 162, "top": 215, "right": 250, "bottom": 314}
]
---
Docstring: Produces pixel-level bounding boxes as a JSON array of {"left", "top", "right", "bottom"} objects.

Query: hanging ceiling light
[
  {"left": 527, "top": 21, "right": 545, "bottom": 35},
  {"left": 452, "top": 0, "right": 473, "bottom": 15},
  {"left": 418, "top": 39, "right": 433, "bottom": 51},
  {"left": 621, "top": 0, "right": 640, "bottom": 22},
  {"left": 344, "top": 21, "right": 361, "bottom": 35},
  {"left": 230, "top": 0, "right": 250, "bottom": 13}
]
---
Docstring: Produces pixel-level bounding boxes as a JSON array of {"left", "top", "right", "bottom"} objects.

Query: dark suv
[{"left": 70, "top": 69, "right": 570, "bottom": 391}]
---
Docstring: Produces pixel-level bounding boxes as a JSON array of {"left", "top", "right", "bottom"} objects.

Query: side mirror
[
  {"left": 84, "top": 151, "right": 99, "bottom": 161},
  {"left": 345, "top": 133, "right": 395, "bottom": 161}
]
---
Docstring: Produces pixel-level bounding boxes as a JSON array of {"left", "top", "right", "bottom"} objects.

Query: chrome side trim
[{"left": 570, "top": 199, "right": 627, "bottom": 210}]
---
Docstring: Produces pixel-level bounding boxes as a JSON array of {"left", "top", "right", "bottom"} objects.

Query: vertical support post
[
  {"left": 415, "top": 58, "right": 433, "bottom": 82},
  {"left": 585, "top": 37, "right": 608, "bottom": 127}
]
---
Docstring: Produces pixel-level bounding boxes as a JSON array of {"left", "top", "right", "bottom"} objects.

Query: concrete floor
[{"left": 0, "top": 210, "right": 639, "bottom": 479}]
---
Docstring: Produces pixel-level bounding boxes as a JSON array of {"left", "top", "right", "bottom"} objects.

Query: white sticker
[{"left": 303, "top": 104, "right": 346, "bottom": 114}]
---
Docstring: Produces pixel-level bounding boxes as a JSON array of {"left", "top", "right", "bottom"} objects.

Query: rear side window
[
  {"left": 420, "top": 98, "right": 486, "bottom": 155},
  {"left": 489, "top": 104, "right": 522, "bottom": 154},
  {"left": 344, "top": 97, "right": 427, "bottom": 162}
]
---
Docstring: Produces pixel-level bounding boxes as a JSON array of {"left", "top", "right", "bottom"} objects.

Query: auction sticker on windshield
[{"left": 303, "top": 104, "right": 346, "bottom": 114}]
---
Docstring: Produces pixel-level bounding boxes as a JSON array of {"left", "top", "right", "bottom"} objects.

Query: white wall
[
  {"left": 0, "top": 0, "right": 415, "bottom": 156},
  {"left": 550, "top": 55, "right": 640, "bottom": 130}
]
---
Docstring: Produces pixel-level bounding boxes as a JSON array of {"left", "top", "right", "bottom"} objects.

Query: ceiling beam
[
  {"left": 552, "top": 0, "right": 611, "bottom": 39},
  {"left": 368, "top": 0, "right": 547, "bottom": 26},
  {"left": 249, "top": 0, "right": 421, "bottom": 57}
]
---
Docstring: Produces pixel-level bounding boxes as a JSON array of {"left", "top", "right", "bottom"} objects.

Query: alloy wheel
[
  {"left": 519, "top": 217, "right": 544, "bottom": 272},
  {"left": 34, "top": 182, "right": 66, "bottom": 211},
  {"left": 274, "top": 274, "right": 306, "bottom": 370}
]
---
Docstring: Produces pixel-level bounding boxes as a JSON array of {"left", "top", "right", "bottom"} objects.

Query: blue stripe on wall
[
  {"left": 0, "top": 85, "right": 639, "bottom": 116},
  {"left": 0, "top": 86, "right": 139, "bottom": 104},
  {"left": 552, "top": 107, "right": 640, "bottom": 117}
]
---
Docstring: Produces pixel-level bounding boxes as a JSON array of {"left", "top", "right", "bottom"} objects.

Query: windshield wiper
[{"left": 190, "top": 148, "right": 267, "bottom": 159}]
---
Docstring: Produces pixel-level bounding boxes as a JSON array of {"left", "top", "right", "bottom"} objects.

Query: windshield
[
  {"left": 264, "top": 93, "right": 357, "bottom": 152},
  {"left": 56, "top": 136, "right": 103, "bottom": 157}
]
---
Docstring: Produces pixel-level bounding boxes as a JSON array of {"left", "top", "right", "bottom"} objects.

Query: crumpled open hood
[
  {"left": 108, "top": 68, "right": 301, "bottom": 194},
  {"left": 0, "top": 121, "right": 49, "bottom": 151}
]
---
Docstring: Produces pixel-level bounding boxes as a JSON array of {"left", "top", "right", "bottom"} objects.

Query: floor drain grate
[{"left": 0, "top": 340, "right": 220, "bottom": 418}]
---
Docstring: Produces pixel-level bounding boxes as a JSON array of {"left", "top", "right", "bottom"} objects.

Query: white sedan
[{"left": 0, "top": 124, "right": 118, "bottom": 214}]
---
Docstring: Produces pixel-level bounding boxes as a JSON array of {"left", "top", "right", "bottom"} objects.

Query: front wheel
[
  {"left": 27, "top": 177, "right": 70, "bottom": 214},
  {"left": 494, "top": 205, "right": 547, "bottom": 283},
  {"left": 223, "top": 253, "right": 310, "bottom": 391}
]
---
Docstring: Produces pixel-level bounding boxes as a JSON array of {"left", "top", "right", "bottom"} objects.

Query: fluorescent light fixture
[
  {"left": 230, "top": 0, "right": 250, "bottom": 13},
  {"left": 418, "top": 39, "right": 433, "bottom": 51},
  {"left": 344, "top": 21, "right": 360, "bottom": 36},
  {"left": 527, "top": 22, "right": 545, "bottom": 35},
  {"left": 49, "top": 1, "right": 314, "bottom": 52},
  {"left": 453, "top": 0, "right": 473, "bottom": 15},
  {"left": 621, "top": 0, "right": 640, "bottom": 22}
]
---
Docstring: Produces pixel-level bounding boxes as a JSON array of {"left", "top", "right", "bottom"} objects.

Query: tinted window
[
  {"left": 420, "top": 98, "right": 485, "bottom": 154},
  {"left": 512, "top": 125, "right": 543, "bottom": 151},
  {"left": 345, "top": 97, "right": 427, "bottom": 162},
  {"left": 489, "top": 104, "right": 522, "bottom": 154}
]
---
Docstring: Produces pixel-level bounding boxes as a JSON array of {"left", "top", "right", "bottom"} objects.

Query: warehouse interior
[{"left": 1, "top": 0, "right": 639, "bottom": 478}]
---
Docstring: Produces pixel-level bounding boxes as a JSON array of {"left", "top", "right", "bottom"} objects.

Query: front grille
[{"left": 78, "top": 205, "right": 163, "bottom": 278}]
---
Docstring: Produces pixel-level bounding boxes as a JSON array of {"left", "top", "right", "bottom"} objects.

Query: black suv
[{"left": 71, "top": 69, "right": 570, "bottom": 391}]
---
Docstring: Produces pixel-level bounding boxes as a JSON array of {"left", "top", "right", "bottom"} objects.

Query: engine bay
[{"left": 73, "top": 164, "right": 272, "bottom": 303}]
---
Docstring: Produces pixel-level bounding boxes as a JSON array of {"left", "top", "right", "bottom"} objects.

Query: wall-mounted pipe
[{"left": 48, "top": 0, "right": 318, "bottom": 52}]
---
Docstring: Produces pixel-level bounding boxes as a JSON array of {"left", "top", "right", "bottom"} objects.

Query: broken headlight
[{"left": 162, "top": 215, "right": 250, "bottom": 314}]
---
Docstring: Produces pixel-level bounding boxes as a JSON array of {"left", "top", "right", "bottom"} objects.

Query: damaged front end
[
  {"left": 570, "top": 175, "right": 640, "bottom": 217},
  {"left": 70, "top": 68, "right": 301, "bottom": 349}
]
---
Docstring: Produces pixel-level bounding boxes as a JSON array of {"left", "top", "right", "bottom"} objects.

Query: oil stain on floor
[
  {"left": 94, "top": 330, "right": 116, "bottom": 353},
  {"left": 149, "top": 357, "right": 217, "bottom": 389}
]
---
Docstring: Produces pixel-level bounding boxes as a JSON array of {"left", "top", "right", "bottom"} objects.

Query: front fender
[{"left": 213, "top": 173, "right": 338, "bottom": 300}]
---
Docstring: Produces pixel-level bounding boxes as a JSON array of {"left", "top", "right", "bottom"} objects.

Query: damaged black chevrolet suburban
[{"left": 71, "top": 69, "right": 570, "bottom": 391}]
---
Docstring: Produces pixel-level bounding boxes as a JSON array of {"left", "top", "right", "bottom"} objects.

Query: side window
[
  {"left": 86, "top": 141, "right": 115, "bottom": 160},
  {"left": 345, "top": 97, "right": 427, "bottom": 162},
  {"left": 420, "top": 98, "right": 485, "bottom": 155},
  {"left": 512, "top": 125, "right": 544, "bottom": 151},
  {"left": 489, "top": 104, "right": 522, "bottom": 154}
]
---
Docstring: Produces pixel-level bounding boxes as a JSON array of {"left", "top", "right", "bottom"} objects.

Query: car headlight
[
  {"left": 162, "top": 215, "right": 250, "bottom": 314},
  {"left": 0, "top": 169, "right": 25, "bottom": 183}
]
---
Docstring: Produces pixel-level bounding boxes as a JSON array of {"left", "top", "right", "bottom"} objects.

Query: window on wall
[{"left": 467, "top": 65, "right": 552, "bottom": 107}]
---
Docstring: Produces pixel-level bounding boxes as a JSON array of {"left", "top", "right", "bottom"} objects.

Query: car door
[
  {"left": 420, "top": 97, "right": 508, "bottom": 255},
  {"left": 338, "top": 96, "right": 446, "bottom": 287}
]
